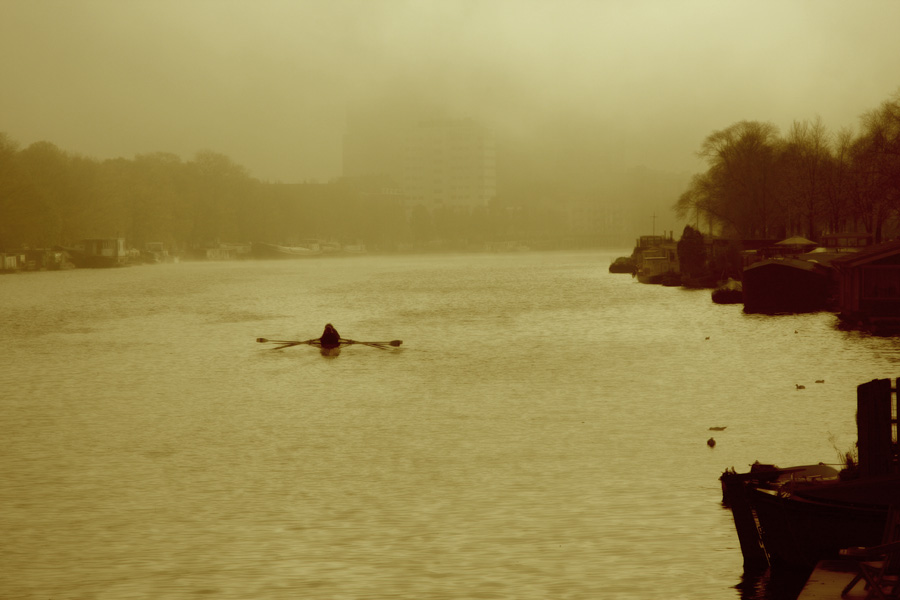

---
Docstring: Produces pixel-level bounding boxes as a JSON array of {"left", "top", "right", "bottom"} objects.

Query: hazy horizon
[{"left": 3, "top": 0, "right": 899, "bottom": 186}]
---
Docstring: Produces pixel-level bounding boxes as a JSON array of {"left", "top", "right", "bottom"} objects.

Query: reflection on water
[
  {"left": 2, "top": 252, "right": 900, "bottom": 599},
  {"left": 736, "top": 567, "right": 810, "bottom": 600}
]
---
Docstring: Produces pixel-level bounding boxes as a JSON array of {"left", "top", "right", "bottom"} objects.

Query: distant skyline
[{"left": 2, "top": 1, "right": 899, "bottom": 185}]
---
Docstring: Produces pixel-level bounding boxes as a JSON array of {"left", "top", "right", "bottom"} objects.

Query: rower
[{"left": 320, "top": 323, "right": 341, "bottom": 348}]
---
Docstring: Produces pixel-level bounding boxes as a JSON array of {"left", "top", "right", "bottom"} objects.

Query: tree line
[
  {"left": 0, "top": 137, "right": 416, "bottom": 251},
  {"left": 0, "top": 133, "right": 652, "bottom": 252},
  {"left": 11, "top": 87, "right": 896, "bottom": 254},
  {"left": 674, "top": 89, "right": 900, "bottom": 243}
]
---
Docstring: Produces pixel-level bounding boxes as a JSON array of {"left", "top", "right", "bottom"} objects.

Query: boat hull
[
  {"left": 251, "top": 242, "right": 321, "bottom": 259},
  {"left": 608, "top": 257, "right": 635, "bottom": 273},
  {"left": 637, "top": 272, "right": 663, "bottom": 284},
  {"left": 712, "top": 279, "right": 743, "bottom": 304},
  {"left": 748, "top": 487, "right": 886, "bottom": 569}
]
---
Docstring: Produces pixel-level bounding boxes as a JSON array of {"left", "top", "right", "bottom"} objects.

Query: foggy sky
[{"left": 3, "top": 0, "right": 900, "bottom": 184}]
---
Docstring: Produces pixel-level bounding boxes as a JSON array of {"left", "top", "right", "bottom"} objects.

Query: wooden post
[
  {"left": 857, "top": 378, "right": 893, "bottom": 478},
  {"left": 895, "top": 378, "right": 899, "bottom": 474}
]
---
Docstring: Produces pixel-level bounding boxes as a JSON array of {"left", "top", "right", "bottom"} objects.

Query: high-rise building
[
  {"left": 401, "top": 119, "right": 496, "bottom": 209},
  {"left": 343, "top": 114, "right": 497, "bottom": 210},
  {"left": 341, "top": 116, "right": 404, "bottom": 180}
]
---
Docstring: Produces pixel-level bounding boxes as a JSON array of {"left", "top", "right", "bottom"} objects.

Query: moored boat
[
  {"left": 660, "top": 271, "right": 681, "bottom": 286},
  {"left": 251, "top": 242, "right": 321, "bottom": 259},
  {"left": 608, "top": 256, "right": 635, "bottom": 273},
  {"left": 742, "top": 258, "right": 832, "bottom": 313},
  {"left": 56, "top": 238, "right": 129, "bottom": 268},
  {"left": 721, "top": 377, "right": 899, "bottom": 571},
  {"left": 726, "top": 471, "right": 891, "bottom": 569},
  {"left": 637, "top": 255, "right": 669, "bottom": 284},
  {"left": 712, "top": 278, "right": 743, "bottom": 304}
]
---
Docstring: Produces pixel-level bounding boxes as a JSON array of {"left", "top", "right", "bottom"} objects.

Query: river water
[{"left": 2, "top": 251, "right": 900, "bottom": 600}]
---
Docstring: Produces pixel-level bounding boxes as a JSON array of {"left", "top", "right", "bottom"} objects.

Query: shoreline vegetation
[
  {"left": 2, "top": 89, "right": 898, "bottom": 268},
  {"left": 674, "top": 90, "right": 900, "bottom": 247}
]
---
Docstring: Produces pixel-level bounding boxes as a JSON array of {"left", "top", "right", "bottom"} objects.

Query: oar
[
  {"left": 257, "top": 337, "right": 402, "bottom": 350},
  {"left": 256, "top": 337, "right": 319, "bottom": 350},
  {"left": 342, "top": 339, "right": 403, "bottom": 349}
]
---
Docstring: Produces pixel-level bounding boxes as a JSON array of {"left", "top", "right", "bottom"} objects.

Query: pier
[{"left": 796, "top": 561, "right": 868, "bottom": 599}]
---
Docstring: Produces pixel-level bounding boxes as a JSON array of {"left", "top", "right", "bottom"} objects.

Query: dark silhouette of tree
[
  {"left": 821, "top": 129, "right": 855, "bottom": 235},
  {"left": 126, "top": 153, "right": 190, "bottom": 247},
  {"left": 14, "top": 141, "right": 76, "bottom": 246},
  {"left": 185, "top": 151, "right": 251, "bottom": 245},
  {"left": 778, "top": 117, "right": 831, "bottom": 241},
  {"left": 853, "top": 93, "right": 900, "bottom": 242},
  {"left": 696, "top": 121, "right": 782, "bottom": 238},
  {"left": 849, "top": 130, "right": 894, "bottom": 243},
  {"left": 676, "top": 90, "right": 900, "bottom": 245},
  {"left": 676, "top": 225, "right": 707, "bottom": 281},
  {"left": 674, "top": 173, "right": 716, "bottom": 235},
  {"left": 0, "top": 133, "right": 28, "bottom": 247}
]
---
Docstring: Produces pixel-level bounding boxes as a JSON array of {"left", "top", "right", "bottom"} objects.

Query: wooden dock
[{"left": 797, "top": 560, "right": 867, "bottom": 599}]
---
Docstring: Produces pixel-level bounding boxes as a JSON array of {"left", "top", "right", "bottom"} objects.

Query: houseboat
[
  {"left": 742, "top": 258, "right": 834, "bottom": 313},
  {"left": 832, "top": 239, "right": 900, "bottom": 333},
  {"left": 633, "top": 234, "right": 679, "bottom": 284},
  {"left": 61, "top": 238, "right": 128, "bottom": 268}
]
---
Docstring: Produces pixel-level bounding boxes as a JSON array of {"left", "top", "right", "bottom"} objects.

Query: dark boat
[
  {"left": 608, "top": 256, "right": 635, "bottom": 273},
  {"left": 742, "top": 258, "right": 832, "bottom": 313},
  {"left": 637, "top": 255, "right": 678, "bottom": 284},
  {"left": 636, "top": 270, "right": 663, "bottom": 284},
  {"left": 723, "top": 378, "right": 899, "bottom": 572},
  {"left": 56, "top": 239, "right": 128, "bottom": 268},
  {"left": 711, "top": 278, "right": 743, "bottom": 304},
  {"left": 660, "top": 271, "right": 681, "bottom": 286},
  {"left": 721, "top": 465, "right": 893, "bottom": 570},
  {"left": 256, "top": 324, "right": 401, "bottom": 357},
  {"left": 748, "top": 480, "right": 889, "bottom": 569}
]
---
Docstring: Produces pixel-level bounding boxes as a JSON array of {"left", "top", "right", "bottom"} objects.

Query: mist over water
[
  {"left": 3, "top": 252, "right": 900, "bottom": 599},
  {"left": 4, "top": 1, "right": 900, "bottom": 186}
]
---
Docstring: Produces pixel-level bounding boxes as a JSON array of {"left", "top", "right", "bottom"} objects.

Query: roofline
[{"left": 831, "top": 239, "right": 900, "bottom": 267}]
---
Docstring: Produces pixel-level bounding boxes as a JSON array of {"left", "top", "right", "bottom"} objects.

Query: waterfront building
[
  {"left": 833, "top": 239, "right": 900, "bottom": 331},
  {"left": 343, "top": 115, "right": 496, "bottom": 210},
  {"left": 400, "top": 119, "right": 496, "bottom": 209}
]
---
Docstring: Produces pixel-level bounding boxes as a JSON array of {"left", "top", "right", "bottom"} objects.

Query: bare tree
[
  {"left": 850, "top": 92, "right": 900, "bottom": 242},
  {"left": 820, "top": 128, "right": 856, "bottom": 234},
  {"left": 779, "top": 116, "right": 832, "bottom": 240},
  {"left": 695, "top": 121, "right": 783, "bottom": 238}
]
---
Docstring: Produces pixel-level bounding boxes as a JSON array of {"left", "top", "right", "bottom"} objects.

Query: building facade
[
  {"left": 400, "top": 119, "right": 496, "bottom": 209},
  {"left": 343, "top": 115, "right": 496, "bottom": 210}
]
